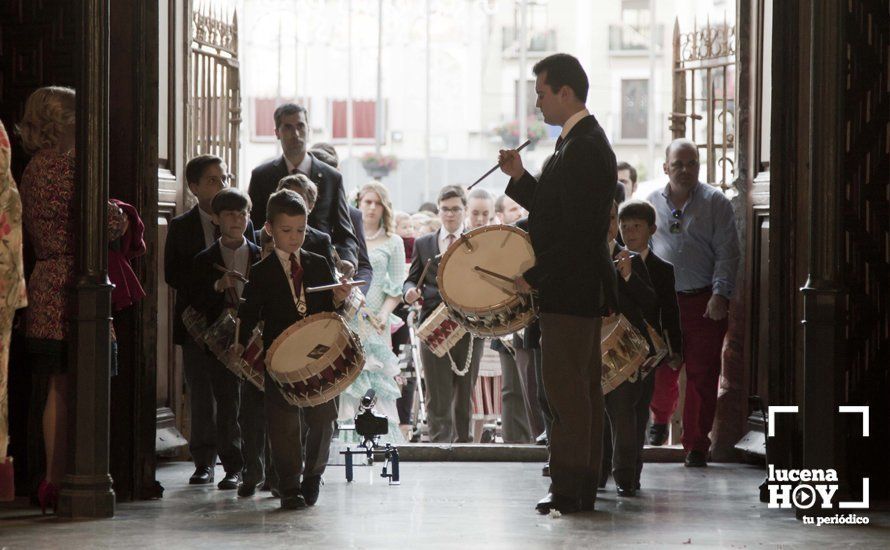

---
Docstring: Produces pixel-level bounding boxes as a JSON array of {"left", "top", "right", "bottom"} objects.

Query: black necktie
[
  {"left": 290, "top": 167, "right": 299, "bottom": 175},
  {"left": 555, "top": 136, "right": 564, "bottom": 151}
]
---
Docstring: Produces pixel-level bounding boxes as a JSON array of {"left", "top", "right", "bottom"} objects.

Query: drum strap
[{"left": 446, "top": 336, "right": 474, "bottom": 376}]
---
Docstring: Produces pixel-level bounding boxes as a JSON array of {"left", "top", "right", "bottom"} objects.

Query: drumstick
[
  {"left": 234, "top": 318, "right": 241, "bottom": 351},
  {"left": 305, "top": 280, "right": 366, "bottom": 293},
  {"left": 467, "top": 139, "right": 531, "bottom": 190},
  {"left": 416, "top": 257, "right": 434, "bottom": 292},
  {"left": 612, "top": 251, "right": 640, "bottom": 264},
  {"left": 473, "top": 265, "right": 514, "bottom": 283},
  {"left": 213, "top": 263, "right": 249, "bottom": 283}
]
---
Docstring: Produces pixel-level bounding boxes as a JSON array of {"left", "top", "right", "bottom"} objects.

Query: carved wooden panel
[{"left": 841, "top": 0, "right": 889, "bottom": 495}]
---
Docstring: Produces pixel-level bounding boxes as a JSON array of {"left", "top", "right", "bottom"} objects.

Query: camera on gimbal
[
  {"left": 354, "top": 389, "right": 389, "bottom": 441},
  {"left": 340, "top": 389, "right": 401, "bottom": 485}
]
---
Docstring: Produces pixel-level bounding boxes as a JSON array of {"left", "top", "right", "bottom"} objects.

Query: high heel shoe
[{"left": 37, "top": 480, "right": 59, "bottom": 514}]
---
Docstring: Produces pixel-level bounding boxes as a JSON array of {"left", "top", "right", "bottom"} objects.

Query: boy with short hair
[
  {"left": 617, "top": 199, "right": 683, "bottom": 481},
  {"left": 189, "top": 188, "right": 261, "bottom": 492},
  {"left": 164, "top": 154, "right": 256, "bottom": 487},
  {"left": 235, "top": 189, "right": 351, "bottom": 510}
]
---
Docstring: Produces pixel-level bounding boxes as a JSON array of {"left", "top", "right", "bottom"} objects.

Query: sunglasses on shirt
[{"left": 670, "top": 209, "right": 683, "bottom": 234}]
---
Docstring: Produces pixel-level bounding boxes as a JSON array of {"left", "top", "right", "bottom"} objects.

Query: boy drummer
[{"left": 235, "top": 189, "right": 351, "bottom": 510}]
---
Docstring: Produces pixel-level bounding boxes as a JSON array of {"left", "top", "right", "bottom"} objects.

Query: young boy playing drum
[
  {"left": 189, "top": 188, "right": 262, "bottom": 494},
  {"left": 617, "top": 200, "right": 683, "bottom": 453},
  {"left": 602, "top": 201, "right": 659, "bottom": 497},
  {"left": 165, "top": 154, "right": 257, "bottom": 488},
  {"left": 234, "top": 189, "right": 351, "bottom": 510}
]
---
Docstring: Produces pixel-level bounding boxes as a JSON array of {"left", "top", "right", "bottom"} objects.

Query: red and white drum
[
  {"left": 416, "top": 303, "right": 467, "bottom": 357},
  {"left": 235, "top": 321, "right": 266, "bottom": 392},
  {"left": 265, "top": 312, "right": 365, "bottom": 407},
  {"left": 437, "top": 225, "right": 537, "bottom": 338},
  {"left": 601, "top": 315, "right": 651, "bottom": 394}
]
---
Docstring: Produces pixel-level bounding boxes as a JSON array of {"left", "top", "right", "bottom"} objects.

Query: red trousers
[{"left": 649, "top": 291, "right": 727, "bottom": 452}]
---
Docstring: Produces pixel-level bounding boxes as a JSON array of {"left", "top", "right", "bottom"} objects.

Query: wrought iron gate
[
  {"left": 670, "top": 16, "right": 736, "bottom": 190},
  {"left": 188, "top": 1, "right": 241, "bottom": 183}
]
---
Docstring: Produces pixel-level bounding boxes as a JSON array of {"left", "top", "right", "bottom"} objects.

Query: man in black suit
[
  {"left": 236, "top": 190, "right": 352, "bottom": 510},
  {"left": 163, "top": 155, "right": 256, "bottom": 486},
  {"left": 309, "top": 143, "right": 374, "bottom": 293},
  {"left": 498, "top": 53, "right": 619, "bottom": 514},
  {"left": 403, "top": 185, "right": 484, "bottom": 443},
  {"left": 247, "top": 103, "right": 359, "bottom": 274}
]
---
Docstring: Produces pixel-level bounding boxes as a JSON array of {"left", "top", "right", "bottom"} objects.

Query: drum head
[
  {"left": 267, "top": 313, "right": 348, "bottom": 381},
  {"left": 437, "top": 225, "right": 535, "bottom": 314},
  {"left": 266, "top": 312, "right": 365, "bottom": 407}
]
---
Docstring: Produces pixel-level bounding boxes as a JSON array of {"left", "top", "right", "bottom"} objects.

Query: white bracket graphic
[
  {"left": 839, "top": 405, "right": 870, "bottom": 437},
  {"left": 768, "top": 405, "right": 799, "bottom": 437},
  {"left": 839, "top": 478, "right": 870, "bottom": 509}
]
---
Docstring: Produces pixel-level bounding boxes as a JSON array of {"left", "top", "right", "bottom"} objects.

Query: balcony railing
[
  {"left": 609, "top": 24, "right": 664, "bottom": 53},
  {"left": 502, "top": 27, "right": 557, "bottom": 55}
]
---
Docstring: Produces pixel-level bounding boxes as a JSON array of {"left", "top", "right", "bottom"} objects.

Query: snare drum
[
  {"left": 265, "top": 312, "right": 365, "bottom": 407},
  {"left": 416, "top": 303, "right": 467, "bottom": 357},
  {"left": 235, "top": 321, "right": 266, "bottom": 392},
  {"left": 203, "top": 310, "right": 236, "bottom": 363},
  {"left": 437, "top": 225, "right": 537, "bottom": 338},
  {"left": 182, "top": 305, "right": 209, "bottom": 345},
  {"left": 639, "top": 324, "right": 669, "bottom": 380},
  {"left": 601, "top": 315, "right": 650, "bottom": 394}
]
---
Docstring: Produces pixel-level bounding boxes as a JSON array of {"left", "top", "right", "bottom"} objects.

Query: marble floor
[{"left": 1, "top": 461, "right": 888, "bottom": 549}]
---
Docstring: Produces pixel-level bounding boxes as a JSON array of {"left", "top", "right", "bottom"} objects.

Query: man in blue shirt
[{"left": 646, "top": 138, "right": 739, "bottom": 467}]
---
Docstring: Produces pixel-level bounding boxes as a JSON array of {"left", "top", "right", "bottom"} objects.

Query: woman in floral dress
[
  {"left": 338, "top": 182, "right": 406, "bottom": 444},
  {"left": 0, "top": 120, "right": 28, "bottom": 501},
  {"left": 17, "top": 87, "right": 128, "bottom": 512}
]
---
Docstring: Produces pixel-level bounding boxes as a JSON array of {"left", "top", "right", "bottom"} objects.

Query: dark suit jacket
[
  {"left": 506, "top": 115, "right": 619, "bottom": 318},
  {"left": 612, "top": 243, "right": 657, "bottom": 348},
  {"left": 238, "top": 249, "right": 337, "bottom": 350},
  {"left": 402, "top": 231, "right": 445, "bottom": 323},
  {"left": 247, "top": 152, "right": 359, "bottom": 267},
  {"left": 303, "top": 226, "right": 337, "bottom": 270},
  {"left": 164, "top": 205, "right": 256, "bottom": 345},
  {"left": 190, "top": 240, "right": 261, "bottom": 326},
  {"left": 349, "top": 206, "right": 373, "bottom": 295},
  {"left": 644, "top": 250, "right": 683, "bottom": 355}
]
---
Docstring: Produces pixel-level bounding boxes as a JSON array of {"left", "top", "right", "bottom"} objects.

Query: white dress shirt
[
  {"left": 274, "top": 247, "right": 301, "bottom": 303},
  {"left": 220, "top": 237, "right": 250, "bottom": 298},
  {"left": 560, "top": 108, "right": 590, "bottom": 139},
  {"left": 284, "top": 153, "right": 312, "bottom": 176},
  {"left": 437, "top": 224, "right": 464, "bottom": 254}
]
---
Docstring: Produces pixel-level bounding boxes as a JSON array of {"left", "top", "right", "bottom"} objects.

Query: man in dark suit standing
[
  {"left": 499, "top": 53, "right": 619, "bottom": 514},
  {"left": 247, "top": 103, "right": 359, "bottom": 275},
  {"left": 403, "top": 185, "right": 484, "bottom": 443}
]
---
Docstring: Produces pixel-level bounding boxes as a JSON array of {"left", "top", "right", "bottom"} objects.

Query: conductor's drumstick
[
  {"left": 306, "top": 280, "right": 366, "bottom": 294},
  {"left": 473, "top": 265, "right": 514, "bottom": 283},
  {"left": 467, "top": 139, "right": 532, "bottom": 190}
]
